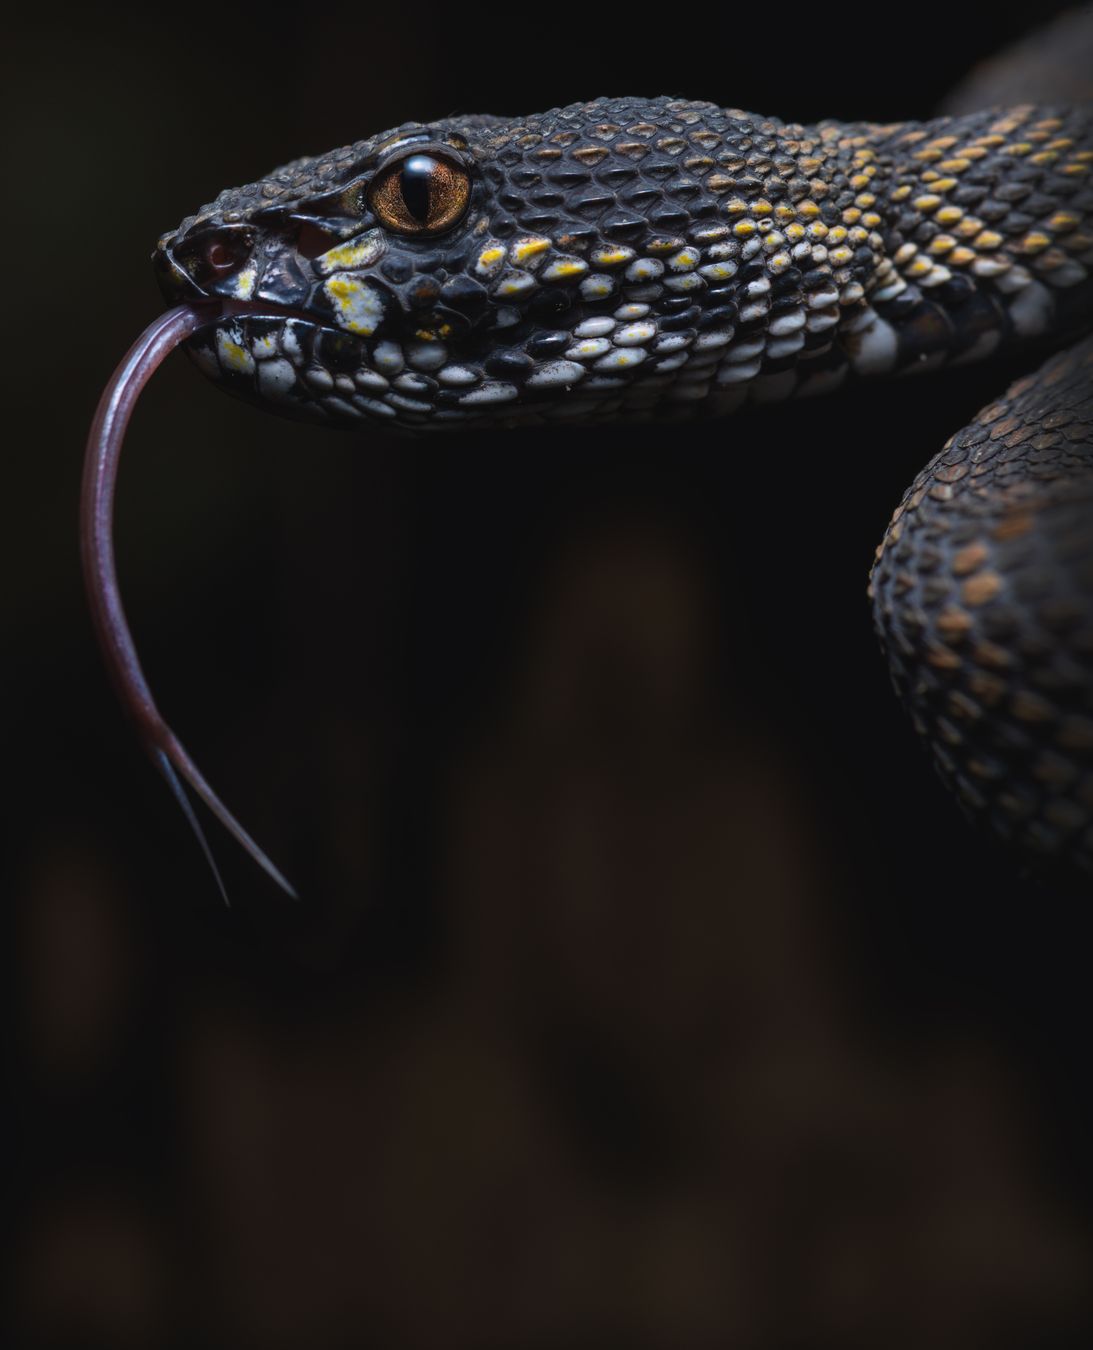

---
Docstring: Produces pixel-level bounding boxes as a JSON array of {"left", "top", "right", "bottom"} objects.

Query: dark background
[{"left": 5, "top": 4, "right": 1093, "bottom": 1346}]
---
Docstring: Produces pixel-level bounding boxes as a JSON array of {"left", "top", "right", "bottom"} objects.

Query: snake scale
[{"left": 83, "top": 40, "right": 1093, "bottom": 894}]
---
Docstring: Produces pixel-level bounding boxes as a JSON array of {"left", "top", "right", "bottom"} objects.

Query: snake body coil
[{"left": 88, "top": 91, "right": 1093, "bottom": 890}]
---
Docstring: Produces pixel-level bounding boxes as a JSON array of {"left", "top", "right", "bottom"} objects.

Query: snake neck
[{"left": 824, "top": 106, "right": 1093, "bottom": 381}]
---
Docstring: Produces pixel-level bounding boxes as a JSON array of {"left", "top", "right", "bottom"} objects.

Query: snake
[{"left": 81, "top": 26, "right": 1093, "bottom": 899}]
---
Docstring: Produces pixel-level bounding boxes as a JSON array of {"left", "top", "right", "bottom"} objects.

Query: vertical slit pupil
[{"left": 400, "top": 155, "right": 437, "bottom": 223}]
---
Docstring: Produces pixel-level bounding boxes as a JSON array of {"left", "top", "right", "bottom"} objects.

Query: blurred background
[{"left": 5, "top": 4, "right": 1093, "bottom": 1345}]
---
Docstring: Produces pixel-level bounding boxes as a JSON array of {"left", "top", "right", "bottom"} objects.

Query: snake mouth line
[
  {"left": 221, "top": 298, "right": 329, "bottom": 323},
  {"left": 196, "top": 297, "right": 337, "bottom": 332}
]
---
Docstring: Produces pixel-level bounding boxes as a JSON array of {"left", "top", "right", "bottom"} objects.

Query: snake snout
[
  {"left": 152, "top": 237, "right": 201, "bottom": 303},
  {"left": 154, "top": 224, "right": 257, "bottom": 304}
]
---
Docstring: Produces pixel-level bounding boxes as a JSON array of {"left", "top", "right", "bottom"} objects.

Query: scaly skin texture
[
  {"left": 153, "top": 96, "right": 1093, "bottom": 880},
  {"left": 871, "top": 337, "right": 1093, "bottom": 878},
  {"left": 156, "top": 99, "right": 1093, "bottom": 428}
]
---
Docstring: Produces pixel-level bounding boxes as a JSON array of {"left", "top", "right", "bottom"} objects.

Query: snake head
[{"left": 152, "top": 96, "right": 836, "bottom": 430}]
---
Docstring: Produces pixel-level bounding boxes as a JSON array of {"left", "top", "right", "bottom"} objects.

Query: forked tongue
[{"left": 81, "top": 304, "right": 297, "bottom": 902}]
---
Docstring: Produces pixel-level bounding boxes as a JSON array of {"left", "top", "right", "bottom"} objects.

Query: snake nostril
[
  {"left": 163, "top": 228, "right": 255, "bottom": 294},
  {"left": 206, "top": 240, "right": 240, "bottom": 272}
]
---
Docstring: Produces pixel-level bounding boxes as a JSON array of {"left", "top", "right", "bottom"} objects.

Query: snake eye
[{"left": 368, "top": 151, "right": 471, "bottom": 236}]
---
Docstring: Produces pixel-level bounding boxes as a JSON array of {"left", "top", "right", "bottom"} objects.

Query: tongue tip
[{"left": 81, "top": 302, "right": 295, "bottom": 902}]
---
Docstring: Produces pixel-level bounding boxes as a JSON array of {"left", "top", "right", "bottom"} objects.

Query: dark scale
[
  {"left": 526, "top": 331, "right": 570, "bottom": 357},
  {"left": 522, "top": 213, "right": 562, "bottom": 232},
  {"left": 484, "top": 350, "right": 534, "bottom": 378}
]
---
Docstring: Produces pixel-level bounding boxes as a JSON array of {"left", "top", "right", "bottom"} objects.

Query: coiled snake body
[{"left": 84, "top": 52, "right": 1093, "bottom": 892}]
